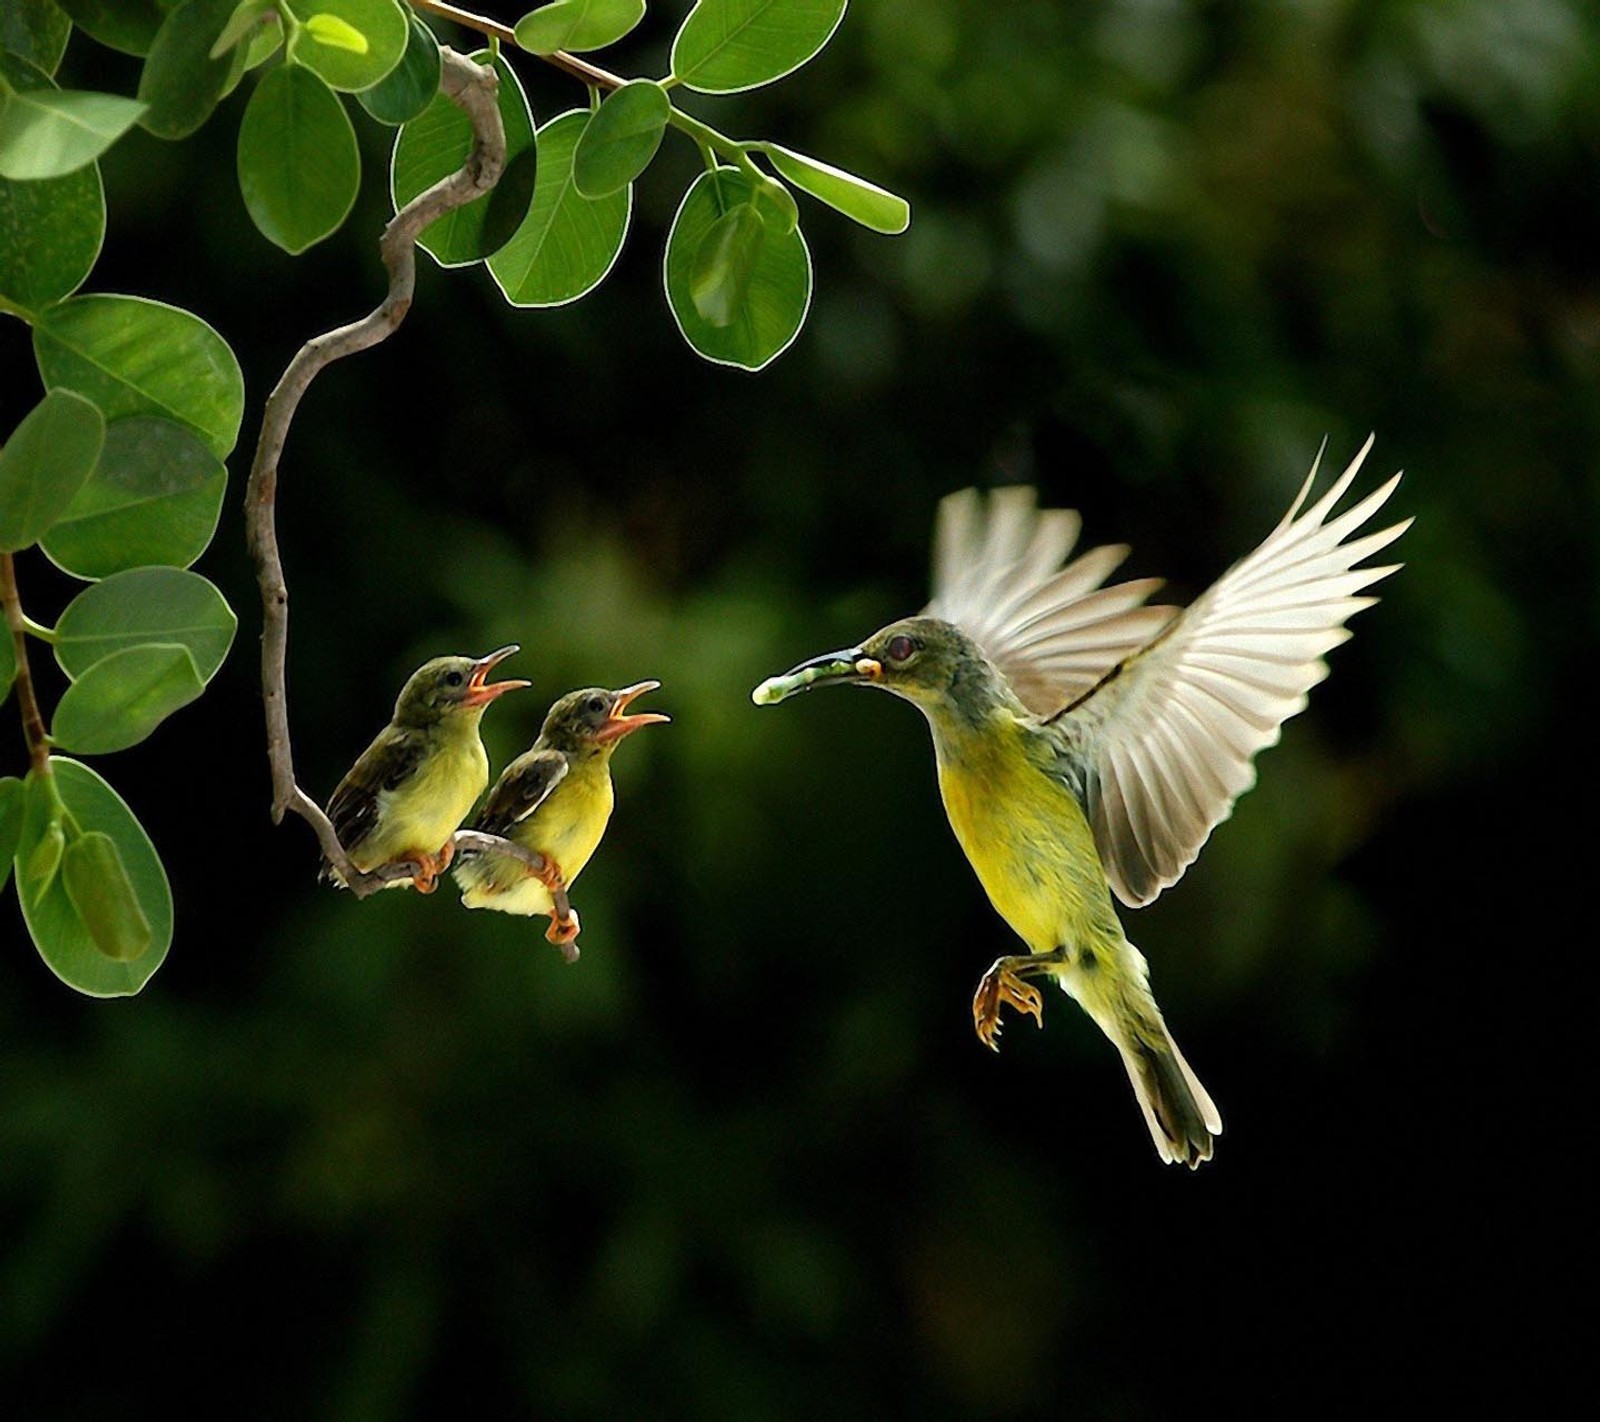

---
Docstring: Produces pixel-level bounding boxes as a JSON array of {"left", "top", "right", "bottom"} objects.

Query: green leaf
[
  {"left": 749, "top": 174, "right": 797, "bottom": 233},
  {"left": 210, "top": 0, "right": 272, "bottom": 57},
  {"left": 572, "top": 79, "right": 667, "bottom": 199},
  {"left": 0, "top": 85, "right": 147, "bottom": 179},
  {"left": 489, "top": 109, "right": 631, "bottom": 308},
  {"left": 137, "top": 0, "right": 239, "bottom": 140},
  {"left": 40, "top": 416, "right": 227, "bottom": 579},
  {"left": 54, "top": 1, "right": 175, "bottom": 58},
  {"left": 0, "top": 390, "right": 105, "bottom": 552},
  {"left": 391, "top": 49, "right": 536, "bottom": 267},
  {"left": 52, "top": 642, "right": 206, "bottom": 752},
  {"left": 0, "top": 777, "right": 22, "bottom": 893},
  {"left": 237, "top": 62, "right": 360, "bottom": 253},
  {"left": 217, "top": 9, "right": 284, "bottom": 96},
  {"left": 17, "top": 758, "right": 173, "bottom": 996},
  {"left": 16, "top": 770, "right": 65, "bottom": 902},
  {"left": 56, "top": 566, "right": 236, "bottom": 683},
  {"left": 0, "top": 0, "right": 72, "bottom": 76},
  {"left": 513, "top": 0, "right": 645, "bottom": 56},
  {"left": 284, "top": 0, "right": 406, "bottom": 92},
  {"left": 33, "top": 293, "right": 246, "bottom": 458},
  {"left": 0, "top": 57, "right": 106, "bottom": 314},
  {"left": 62, "top": 830, "right": 153, "bottom": 961},
  {"left": 689, "top": 199, "right": 763, "bottom": 327},
  {"left": 357, "top": 13, "right": 439, "bottom": 126},
  {"left": 664, "top": 166, "right": 811, "bottom": 370},
  {"left": 671, "top": 0, "right": 846, "bottom": 95},
  {"left": 759, "top": 141, "right": 908, "bottom": 233}
]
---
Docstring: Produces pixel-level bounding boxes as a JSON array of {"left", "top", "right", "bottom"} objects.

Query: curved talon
[
  {"left": 532, "top": 853, "right": 566, "bottom": 892},
  {"left": 545, "top": 907, "right": 581, "bottom": 961},
  {"left": 435, "top": 837, "right": 456, "bottom": 875},
  {"left": 972, "top": 962, "right": 1045, "bottom": 1051}
]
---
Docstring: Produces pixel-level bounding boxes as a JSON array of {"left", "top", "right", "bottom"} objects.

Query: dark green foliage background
[{"left": 2, "top": 0, "right": 1591, "bottom": 1414}]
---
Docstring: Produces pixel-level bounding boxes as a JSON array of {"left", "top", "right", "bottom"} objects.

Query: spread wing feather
[{"left": 1060, "top": 435, "right": 1410, "bottom": 906}]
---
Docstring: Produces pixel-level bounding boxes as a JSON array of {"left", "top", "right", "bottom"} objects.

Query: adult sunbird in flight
[
  {"left": 753, "top": 438, "right": 1407, "bottom": 1167},
  {"left": 454, "top": 682, "right": 669, "bottom": 948},
  {"left": 323, "top": 647, "right": 529, "bottom": 893}
]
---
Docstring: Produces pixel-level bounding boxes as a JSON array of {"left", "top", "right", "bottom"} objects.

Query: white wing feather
[{"left": 1061, "top": 435, "right": 1410, "bottom": 907}]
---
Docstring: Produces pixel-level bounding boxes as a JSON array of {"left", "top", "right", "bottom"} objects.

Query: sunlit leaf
[
  {"left": 62, "top": 830, "right": 154, "bottom": 961},
  {"left": 17, "top": 770, "right": 65, "bottom": 902},
  {"left": 690, "top": 200, "right": 763, "bottom": 327},
  {"left": 237, "top": 62, "right": 361, "bottom": 253},
  {"left": 284, "top": 0, "right": 406, "bottom": 92},
  {"left": 664, "top": 166, "right": 811, "bottom": 369},
  {"left": 572, "top": 79, "right": 668, "bottom": 199},
  {"left": 0, "top": 0, "right": 72, "bottom": 76},
  {"left": 489, "top": 109, "right": 631, "bottom": 308},
  {"left": 17, "top": 758, "right": 172, "bottom": 996},
  {"left": 137, "top": 0, "right": 238, "bottom": 140},
  {"left": 52, "top": 642, "right": 206, "bottom": 753},
  {"left": 41, "top": 416, "right": 227, "bottom": 579},
  {"left": 749, "top": 173, "right": 798, "bottom": 233},
  {"left": 357, "top": 13, "right": 440, "bottom": 126},
  {"left": 513, "top": 0, "right": 645, "bottom": 56},
  {"left": 209, "top": 0, "right": 273, "bottom": 58},
  {"left": 55, "top": 566, "right": 237, "bottom": 683},
  {"left": 671, "top": 0, "right": 846, "bottom": 95},
  {"left": 0, "top": 389, "right": 104, "bottom": 553},
  {"left": 391, "top": 49, "right": 536, "bottom": 267},
  {"left": 0, "top": 84, "right": 147, "bottom": 179},
  {"left": 759, "top": 142, "right": 909, "bottom": 233},
  {"left": 32, "top": 293, "right": 246, "bottom": 458}
]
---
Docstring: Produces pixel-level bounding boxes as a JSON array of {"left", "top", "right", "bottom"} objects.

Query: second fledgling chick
[{"left": 454, "top": 682, "right": 668, "bottom": 946}]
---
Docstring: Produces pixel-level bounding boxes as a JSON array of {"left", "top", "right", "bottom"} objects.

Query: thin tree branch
[
  {"left": 244, "top": 47, "right": 506, "bottom": 897},
  {"left": 407, "top": 0, "right": 628, "bottom": 92},
  {"left": 0, "top": 553, "right": 51, "bottom": 778}
]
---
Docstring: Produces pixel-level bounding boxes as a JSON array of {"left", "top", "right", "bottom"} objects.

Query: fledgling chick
[
  {"left": 753, "top": 439, "right": 1408, "bottom": 1167},
  {"left": 322, "top": 647, "right": 528, "bottom": 893},
  {"left": 454, "top": 682, "right": 668, "bottom": 946}
]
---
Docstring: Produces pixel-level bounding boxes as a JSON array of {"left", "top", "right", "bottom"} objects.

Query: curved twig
[
  {"left": 244, "top": 48, "right": 507, "bottom": 896},
  {"left": 1, "top": 553, "right": 51, "bottom": 778}
]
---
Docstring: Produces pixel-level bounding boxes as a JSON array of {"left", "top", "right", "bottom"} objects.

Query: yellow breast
[
  {"left": 361, "top": 735, "right": 488, "bottom": 870},
  {"left": 515, "top": 762, "right": 615, "bottom": 887}
]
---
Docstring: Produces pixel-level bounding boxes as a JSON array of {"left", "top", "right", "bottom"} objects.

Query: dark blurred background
[{"left": 2, "top": 0, "right": 1592, "bottom": 1415}]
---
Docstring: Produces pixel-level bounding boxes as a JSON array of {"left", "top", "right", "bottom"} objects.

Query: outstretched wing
[
  {"left": 1060, "top": 436, "right": 1410, "bottom": 907},
  {"left": 470, "top": 750, "right": 569, "bottom": 837},
  {"left": 925, "top": 485, "right": 1176, "bottom": 717}
]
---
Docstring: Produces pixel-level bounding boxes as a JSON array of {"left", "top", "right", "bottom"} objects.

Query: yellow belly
[
  {"left": 356, "top": 737, "right": 488, "bottom": 871},
  {"left": 456, "top": 769, "right": 614, "bottom": 917}
]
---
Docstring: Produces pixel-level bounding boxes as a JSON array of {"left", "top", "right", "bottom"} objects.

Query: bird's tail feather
[{"left": 1117, "top": 1024, "right": 1221, "bottom": 1169}]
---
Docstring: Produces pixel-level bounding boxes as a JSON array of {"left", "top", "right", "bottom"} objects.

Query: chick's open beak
[
  {"left": 751, "top": 649, "right": 882, "bottom": 705},
  {"left": 595, "top": 680, "right": 670, "bottom": 743},
  {"left": 463, "top": 645, "right": 531, "bottom": 707}
]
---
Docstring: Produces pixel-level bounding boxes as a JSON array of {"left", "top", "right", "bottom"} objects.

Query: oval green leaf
[
  {"left": 489, "top": 109, "right": 631, "bottom": 308},
  {"left": 391, "top": 49, "right": 536, "bottom": 267},
  {"left": 62, "top": 830, "right": 154, "bottom": 961},
  {"left": 210, "top": 0, "right": 272, "bottom": 57},
  {"left": 1, "top": 0, "right": 73, "bottom": 76},
  {"left": 690, "top": 200, "right": 763, "bottom": 327},
  {"left": 357, "top": 13, "right": 440, "bottom": 126},
  {"left": 0, "top": 389, "right": 105, "bottom": 552},
  {"left": 0, "top": 84, "right": 147, "bottom": 179},
  {"left": 760, "top": 141, "right": 908, "bottom": 233},
  {"left": 33, "top": 293, "right": 246, "bottom": 458},
  {"left": 0, "top": 776, "right": 22, "bottom": 893},
  {"left": 671, "top": 0, "right": 846, "bottom": 95},
  {"left": 136, "top": 0, "right": 239, "bottom": 140},
  {"left": 40, "top": 416, "right": 227, "bottom": 579},
  {"left": 664, "top": 166, "right": 811, "bottom": 370},
  {"left": 17, "top": 758, "right": 173, "bottom": 997},
  {"left": 513, "top": 0, "right": 645, "bottom": 56},
  {"left": 0, "top": 57, "right": 106, "bottom": 314},
  {"left": 284, "top": 0, "right": 406, "bottom": 92},
  {"left": 56, "top": 566, "right": 236, "bottom": 682},
  {"left": 572, "top": 79, "right": 667, "bottom": 199},
  {"left": 237, "top": 62, "right": 360, "bottom": 254},
  {"left": 52, "top": 642, "right": 205, "bottom": 753},
  {"left": 54, "top": 1, "right": 174, "bottom": 58}
]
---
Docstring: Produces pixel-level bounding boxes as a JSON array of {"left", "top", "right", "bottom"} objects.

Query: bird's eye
[
  {"left": 586, "top": 696, "right": 606, "bottom": 715},
  {"left": 887, "top": 634, "right": 918, "bottom": 663},
  {"left": 445, "top": 671, "right": 465, "bottom": 688}
]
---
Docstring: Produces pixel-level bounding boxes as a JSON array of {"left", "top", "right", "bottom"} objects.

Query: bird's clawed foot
[
  {"left": 972, "top": 958, "right": 1045, "bottom": 1051},
  {"left": 545, "top": 907, "right": 581, "bottom": 962}
]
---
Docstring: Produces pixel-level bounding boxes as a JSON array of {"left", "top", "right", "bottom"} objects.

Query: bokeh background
[{"left": 2, "top": 0, "right": 1592, "bottom": 1414}]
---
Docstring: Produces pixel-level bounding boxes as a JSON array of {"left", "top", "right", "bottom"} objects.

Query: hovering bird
[
  {"left": 323, "top": 647, "right": 529, "bottom": 893},
  {"left": 454, "top": 681, "right": 668, "bottom": 948},
  {"left": 753, "top": 438, "right": 1407, "bottom": 1167}
]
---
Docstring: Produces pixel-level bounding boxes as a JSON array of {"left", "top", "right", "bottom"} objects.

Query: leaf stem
[
  {"left": 22, "top": 614, "right": 55, "bottom": 644},
  {"left": 0, "top": 554, "right": 53, "bottom": 779},
  {"left": 242, "top": 47, "right": 507, "bottom": 897}
]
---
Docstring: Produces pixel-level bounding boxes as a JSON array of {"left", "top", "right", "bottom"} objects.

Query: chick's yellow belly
[
  {"left": 458, "top": 778, "right": 613, "bottom": 916},
  {"left": 936, "top": 739, "right": 1117, "bottom": 954},
  {"left": 357, "top": 740, "right": 488, "bottom": 870}
]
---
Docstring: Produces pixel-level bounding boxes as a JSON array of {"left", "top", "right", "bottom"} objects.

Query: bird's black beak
[
  {"left": 751, "top": 648, "right": 883, "bottom": 705},
  {"left": 463, "top": 645, "right": 531, "bottom": 707}
]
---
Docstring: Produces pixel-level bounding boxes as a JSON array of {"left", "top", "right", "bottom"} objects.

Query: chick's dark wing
[
  {"left": 469, "top": 750, "right": 569, "bottom": 837},
  {"left": 326, "top": 724, "right": 429, "bottom": 857}
]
